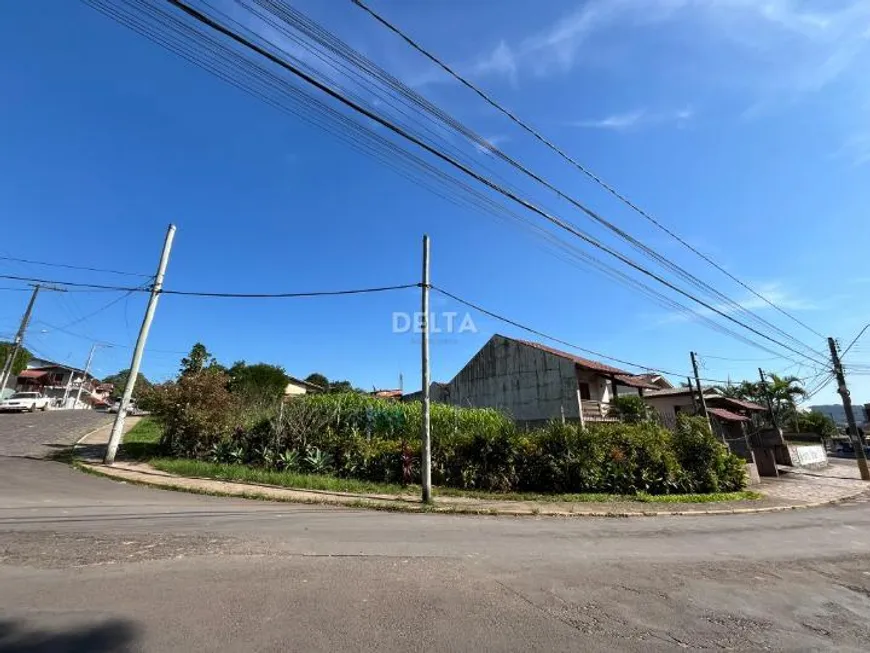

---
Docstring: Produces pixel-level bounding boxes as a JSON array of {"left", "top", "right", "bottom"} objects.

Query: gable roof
[
  {"left": 645, "top": 386, "right": 722, "bottom": 398},
  {"left": 508, "top": 337, "right": 659, "bottom": 389},
  {"left": 708, "top": 407, "right": 750, "bottom": 422},
  {"left": 710, "top": 396, "right": 766, "bottom": 412},
  {"left": 286, "top": 376, "right": 324, "bottom": 392},
  {"left": 630, "top": 373, "right": 674, "bottom": 389}
]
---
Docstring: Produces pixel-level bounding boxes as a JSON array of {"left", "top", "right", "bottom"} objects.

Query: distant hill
[{"left": 810, "top": 404, "right": 870, "bottom": 424}]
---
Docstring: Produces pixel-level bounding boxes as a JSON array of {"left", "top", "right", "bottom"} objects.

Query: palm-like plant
[{"left": 766, "top": 374, "right": 807, "bottom": 429}]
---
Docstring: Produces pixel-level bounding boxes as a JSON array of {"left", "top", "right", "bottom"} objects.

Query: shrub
[
  {"left": 150, "top": 392, "right": 745, "bottom": 496},
  {"left": 145, "top": 369, "right": 241, "bottom": 458},
  {"left": 672, "top": 415, "right": 746, "bottom": 492},
  {"left": 608, "top": 395, "right": 655, "bottom": 424}
]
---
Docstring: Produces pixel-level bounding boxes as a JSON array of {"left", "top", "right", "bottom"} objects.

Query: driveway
[{"left": 1, "top": 413, "right": 870, "bottom": 651}]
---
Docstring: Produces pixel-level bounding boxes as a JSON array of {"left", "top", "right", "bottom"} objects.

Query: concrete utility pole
[
  {"left": 0, "top": 284, "right": 66, "bottom": 394},
  {"left": 104, "top": 224, "right": 176, "bottom": 464},
  {"left": 690, "top": 352, "right": 711, "bottom": 432},
  {"left": 828, "top": 337, "right": 870, "bottom": 481},
  {"left": 758, "top": 368, "right": 779, "bottom": 430},
  {"left": 74, "top": 343, "right": 108, "bottom": 409},
  {"left": 421, "top": 234, "right": 432, "bottom": 504}
]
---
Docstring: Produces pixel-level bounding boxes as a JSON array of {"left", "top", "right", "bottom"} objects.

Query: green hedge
[{"left": 146, "top": 376, "right": 745, "bottom": 495}]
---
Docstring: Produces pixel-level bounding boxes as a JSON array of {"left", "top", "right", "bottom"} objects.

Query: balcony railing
[{"left": 581, "top": 400, "right": 619, "bottom": 422}]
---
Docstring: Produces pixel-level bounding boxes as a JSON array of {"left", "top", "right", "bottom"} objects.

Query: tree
[
  {"left": 0, "top": 341, "right": 31, "bottom": 379},
  {"left": 303, "top": 372, "right": 361, "bottom": 394},
  {"left": 766, "top": 373, "right": 807, "bottom": 429},
  {"left": 719, "top": 381, "right": 761, "bottom": 403},
  {"left": 797, "top": 411, "right": 837, "bottom": 439},
  {"left": 305, "top": 373, "right": 329, "bottom": 391},
  {"left": 228, "top": 361, "right": 290, "bottom": 400},
  {"left": 179, "top": 342, "right": 217, "bottom": 377},
  {"left": 102, "top": 369, "right": 153, "bottom": 399},
  {"left": 608, "top": 395, "right": 654, "bottom": 424}
]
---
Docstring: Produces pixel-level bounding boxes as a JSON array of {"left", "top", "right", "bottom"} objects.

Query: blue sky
[{"left": 2, "top": 0, "right": 869, "bottom": 405}]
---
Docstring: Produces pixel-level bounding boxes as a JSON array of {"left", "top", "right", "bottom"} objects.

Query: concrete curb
[
  {"left": 74, "top": 460, "right": 870, "bottom": 518},
  {"left": 73, "top": 422, "right": 113, "bottom": 447}
]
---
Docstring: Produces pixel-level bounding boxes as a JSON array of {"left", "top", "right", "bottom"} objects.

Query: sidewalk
[{"left": 73, "top": 428, "right": 870, "bottom": 517}]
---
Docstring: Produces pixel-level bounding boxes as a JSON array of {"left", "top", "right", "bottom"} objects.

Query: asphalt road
[{"left": 2, "top": 413, "right": 870, "bottom": 651}]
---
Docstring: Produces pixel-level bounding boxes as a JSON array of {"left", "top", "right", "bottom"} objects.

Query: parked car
[
  {"left": 108, "top": 399, "right": 143, "bottom": 415},
  {"left": 0, "top": 392, "right": 51, "bottom": 413}
]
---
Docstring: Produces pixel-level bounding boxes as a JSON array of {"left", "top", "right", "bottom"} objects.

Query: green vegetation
[
  {"left": 139, "top": 378, "right": 747, "bottom": 497},
  {"left": 0, "top": 342, "right": 32, "bottom": 379},
  {"left": 607, "top": 395, "right": 656, "bottom": 424},
  {"left": 120, "top": 417, "right": 162, "bottom": 460},
  {"left": 149, "top": 458, "right": 759, "bottom": 504},
  {"left": 102, "top": 369, "right": 153, "bottom": 399},
  {"left": 228, "top": 361, "right": 290, "bottom": 400}
]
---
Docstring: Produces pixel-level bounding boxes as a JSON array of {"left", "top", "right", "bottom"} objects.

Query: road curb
[
  {"left": 74, "top": 460, "right": 870, "bottom": 518},
  {"left": 73, "top": 423, "right": 112, "bottom": 447}
]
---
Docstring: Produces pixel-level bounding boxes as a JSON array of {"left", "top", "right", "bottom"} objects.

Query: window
[{"left": 578, "top": 382, "right": 591, "bottom": 401}]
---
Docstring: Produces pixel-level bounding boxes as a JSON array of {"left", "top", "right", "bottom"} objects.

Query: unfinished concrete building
[{"left": 434, "top": 335, "right": 658, "bottom": 425}]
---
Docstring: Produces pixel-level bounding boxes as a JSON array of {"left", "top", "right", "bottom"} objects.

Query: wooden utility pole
[
  {"left": 690, "top": 352, "right": 711, "bottom": 432},
  {"left": 0, "top": 283, "right": 66, "bottom": 394},
  {"left": 687, "top": 376, "right": 697, "bottom": 412},
  {"left": 828, "top": 337, "right": 870, "bottom": 481},
  {"left": 420, "top": 234, "right": 432, "bottom": 503},
  {"left": 104, "top": 224, "right": 176, "bottom": 464}
]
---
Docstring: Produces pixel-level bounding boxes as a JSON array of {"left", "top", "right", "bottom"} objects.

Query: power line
[
  {"left": 159, "top": 283, "right": 419, "bottom": 298},
  {"left": 0, "top": 274, "right": 146, "bottom": 292},
  {"left": 254, "top": 0, "right": 823, "bottom": 362},
  {"left": 431, "top": 285, "right": 730, "bottom": 384},
  {"left": 0, "top": 254, "right": 152, "bottom": 278},
  {"left": 147, "top": 0, "right": 829, "bottom": 368},
  {"left": 349, "top": 0, "right": 826, "bottom": 342},
  {"left": 842, "top": 323, "right": 870, "bottom": 358},
  {"left": 1, "top": 272, "right": 419, "bottom": 298},
  {"left": 79, "top": 0, "right": 818, "bottom": 366}
]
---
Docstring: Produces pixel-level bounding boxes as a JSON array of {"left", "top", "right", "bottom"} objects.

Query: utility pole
[
  {"left": 420, "top": 234, "right": 432, "bottom": 504},
  {"left": 687, "top": 376, "right": 697, "bottom": 412},
  {"left": 62, "top": 367, "right": 74, "bottom": 408},
  {"left": 690, "top": 352, "right": 711, "bottom": 432},
  {"left": 828, "top": 337, "right": 870, "bottom": 481},
  {"left": 758, "top": 368, "right": 779, "bottom": 430},
  {"left": 104, "top": 225, "right": 176, "bottom": 464},
  {"left": 0, "top": 284, "right": 66, "bottom": 394},
  {"left": 74, "top": 343, "right": 108, "bottom": 409}
]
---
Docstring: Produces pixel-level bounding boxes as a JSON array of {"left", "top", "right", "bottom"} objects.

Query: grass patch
[
  {"left": 148, "top": 458, "right": 760, "bottom": 504},
  {"left": 150, "top": 458, "right": 416, "bottom": 496},
  {"left": 120, "top": 417, "right": 162, "bottom": 460}
]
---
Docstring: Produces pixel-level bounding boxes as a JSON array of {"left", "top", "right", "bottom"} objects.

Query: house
[
  {"left": 643, "top": 386, "right": 718, "bottom": 425},
  {"left": 426, "top": 335, "right": 660, "bottom": 426},
  {"left": 13, "top": 357, "right": 109, "bottom": 409},
  {"left": 644, "top": 387, "right": 766, "bottom": 425},
  {"left": 371, "top": 389, "right": 403, "bottom": 400},
  {"left": 284, "top": 376, "right": 324, "bottom": 397}
]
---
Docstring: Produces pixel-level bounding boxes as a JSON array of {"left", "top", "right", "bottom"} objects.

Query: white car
[
  {"left": 108, "top": 399, "right": 142, "bottom": 415},
  {"left": 0, "top": 392, "right": 51, "bottom": 413}
]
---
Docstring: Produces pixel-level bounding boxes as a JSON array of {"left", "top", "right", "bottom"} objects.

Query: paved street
[
  {"left": 0, "top": 410, "right": 111, "bottom": 458},
  {"left": 2, "top": 414, "right": 870, "bottom": 651}
]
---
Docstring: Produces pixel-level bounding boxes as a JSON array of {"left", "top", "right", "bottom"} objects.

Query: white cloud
[
  {"left": 571, "top": 107, "right": 694, "bottom": 131},
  {"left": 468, "top": 0, "right": 870, "bottom": 86},
  {"left": 472, "top": 41, "right": 518, "bottom": 84},
  {"left": 470, "top": 134, "right": 511, "bottom": 155},
  {"left": 660, "top": 281, "right": 816, "bottom": 324}
]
